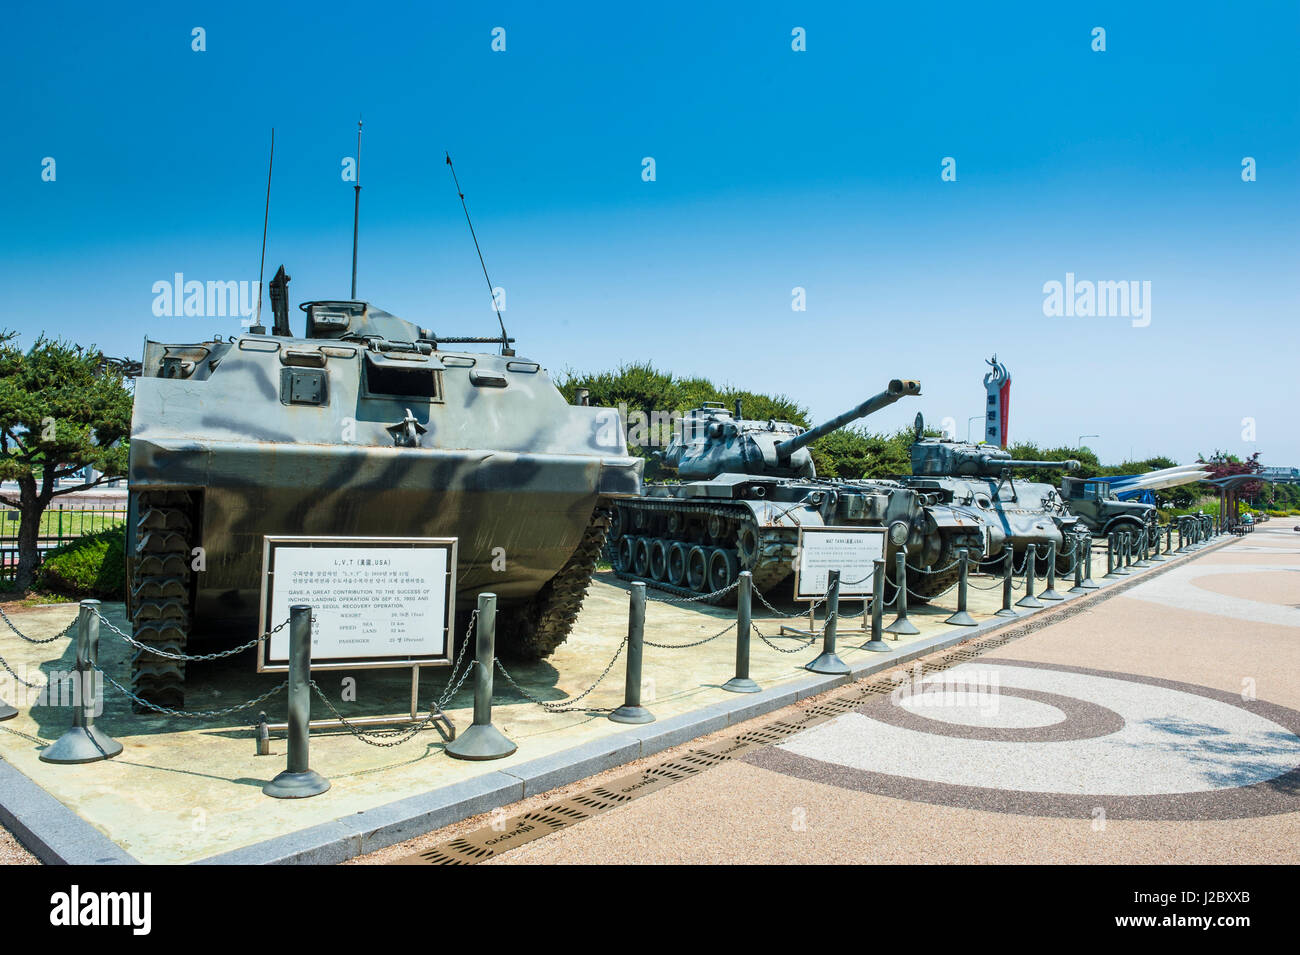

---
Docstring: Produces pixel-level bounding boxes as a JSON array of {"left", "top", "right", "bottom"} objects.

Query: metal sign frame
[
  {"left": 258, "top": 535, "right": 458, "bottom": 674},
  {"left": 791, "top": 525, "right": 886, "bottom": 600},
  {"left": 782, "top": 526, "right": 886, "bottom": 640}
]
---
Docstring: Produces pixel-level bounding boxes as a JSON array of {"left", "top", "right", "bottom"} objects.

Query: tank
[
  {"left": 126, "top": 269, "right": 643, "bottom": 708},
  {"left": 898, "top": 414, "right": 1084, "bottom": 569},
  {"left": 609, "top": 380, "right": 991, "bottom": 604},
  {"left": 1061, "top": 476, "right": 1158, "bottom": 539}
]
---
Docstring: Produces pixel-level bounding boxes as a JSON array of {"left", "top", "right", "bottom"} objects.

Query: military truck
[
  {"left": 609, "top": 380, "right": 991, "bottom": 603},
  {"left": 126, "top": 271, "right": 642, "bottom": 707},
  {"left": 1060, "top": 475, "right": 1158, "bottom": 540}
]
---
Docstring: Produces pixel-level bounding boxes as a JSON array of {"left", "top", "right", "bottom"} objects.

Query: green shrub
[{"left": 34, "top": 526, "right": 126, "bottom": 599}]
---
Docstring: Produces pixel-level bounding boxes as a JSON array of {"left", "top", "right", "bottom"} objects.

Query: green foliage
[
  {"left": 34, "top": 526, "right": 126, "bottom": 598},
  {"left": 0, "top": 333, "right": 134, "bottom": 589}
]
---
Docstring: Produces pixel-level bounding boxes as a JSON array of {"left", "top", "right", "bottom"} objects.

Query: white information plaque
[
  {"left": 793, "top": 526, "right": 886, "bottom": 600},
  {"left": 258, "top": 536, "right": 457, "bottom": 672}
]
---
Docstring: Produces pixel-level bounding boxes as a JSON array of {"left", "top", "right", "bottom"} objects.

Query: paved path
[{"left": 415, "top": 526, "right": 1300, "bottom": 864}]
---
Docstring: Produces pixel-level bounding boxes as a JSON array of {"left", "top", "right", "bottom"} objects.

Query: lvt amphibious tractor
[
  {"left": 610, "top": 380, "right": 991, "bottom": 604},
  {"left": 127, "top": 275, "right": 642, "bottom": 707}
]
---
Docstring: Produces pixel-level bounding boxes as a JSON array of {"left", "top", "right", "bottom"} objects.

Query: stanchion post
[
  {"left": 945, "top": 548, "right": 978, "bottom": 625},
  {"left": 1116, "top": 532, "right": 1132, "bottom": 574},
  {"left": 1069, "top": 534, "right": 1087, "bottom": 592},
  {"left": 1040, "top": 541, "right": 1064, "bottom": 600},
  {"left": 610, "top": 583, "right": 656, "bottom": 723},
  {"left": 263, "top": 605, "right": 330, "bottom": 794},
  {"left": 996, "top": 547, "right": 1019, "bottom": 615},
  {"left": 1016, "top": 544, "right": 1044, "bottom": 608},
  {"left": 723, "top": 572, "right": 760, "bottom": 693},
  {"left": 447, "top": 593, "right": 521, "bottom": 754},
  {"left": 862, "top": 561, "right": 891, "bottom": 652},
  {"left": 884, "top": 547, "right": 919, "bottom": 636},
  {"left": 40, "top": 600, "right": 122, "bottom": 764},
  {"left": 1080, "top": 533, "right": 1099, "bottom": 589},
  {"left": 808, "top": 570, "right": 851, "bottom": 671}
]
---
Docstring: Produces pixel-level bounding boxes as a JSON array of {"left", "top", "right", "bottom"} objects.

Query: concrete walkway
[{"left": 360, "top": 526, "right": 1300, "bottom": 864}]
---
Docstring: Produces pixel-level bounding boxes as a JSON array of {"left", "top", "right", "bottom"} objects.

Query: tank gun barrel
[
  {"left": 1010, "top": 459, "right": 1080, "bottom": 471},
  {"left": 775, "top": 379, "right": 920, "bottom": 459}
]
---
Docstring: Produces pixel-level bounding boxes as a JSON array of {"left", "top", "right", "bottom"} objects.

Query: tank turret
[
  {"left": 910, "top": 436, "right": 1079, "bottom": 478},
  {"left": 664, "top": 379, "right": 921, "bottom": 480}
]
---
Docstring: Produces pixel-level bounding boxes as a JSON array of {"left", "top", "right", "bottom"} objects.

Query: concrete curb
[
  {"left": 1, "top": 535, "right": 1236, "bottom": 865},
  {"left": 0, "top": 757, "right": 137, "bottom": 865}
]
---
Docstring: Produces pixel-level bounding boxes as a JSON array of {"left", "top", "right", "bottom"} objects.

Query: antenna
[
  {"left": 351, "top": 116, "right": 362, "bottom": 299},
  {"left": 254, "top": 128, "right": 274, "bottom": 333},
  {"left": 445, "top": 152, "right": 513, "bottom": 356}
]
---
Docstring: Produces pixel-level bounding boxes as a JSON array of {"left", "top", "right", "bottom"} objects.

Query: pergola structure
[{"left": 1203, "top": 474, "right": 1273, "bottom": 532}]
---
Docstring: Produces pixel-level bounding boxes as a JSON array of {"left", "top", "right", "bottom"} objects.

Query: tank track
[
  {"left": 129, "top": 490, "right": 195, "bottom": 711},
  {"left": 498, "top": 506, "right": 612, "bottom": 660},
  {"left": 610, "top": 499, "right": 793, "bottom": 606}
]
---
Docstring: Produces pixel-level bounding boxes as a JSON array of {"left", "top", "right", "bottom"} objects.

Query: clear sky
[{"left": 5, "top": 2, "right": 1297, "bottom": 466}]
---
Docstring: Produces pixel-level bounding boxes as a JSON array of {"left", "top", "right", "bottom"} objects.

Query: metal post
[
  {"left": 862, "top": 561, "right": 891, "bottom": 652},
  {"left": 1115, "top": 533, "right": 1132, "bottom": 574},
  {"left": 41, "top": 600, "right": 122, "bottom": 764},
  {"left": 1069, "top": 534, "right": 1087, "bottom": 592},
  {"left": 1176, "top": 519, "right": 1184, "bottom": 551},
  {"left": 1080, "top": 533, "right": 1099, "bottom": 589},
  {"left": 808, "top": 570, "right": 851, "bottom": 671},
  {"left": 1165, "top": 524, "right": 1173, "bottom": 555},
  {"left": 945, "top": 548, "right": 978, "bottom": 625},
  {"left": 723, "top": 572, "right": 760, "bottom": 693},
  {"left": 1016, "top": 544, "right": 1043, "bottom": 608},
  {"left": 263, "top": 605, "right": 330, "bottom": 794},
  {"left": 1133, "top": 528, "right": 1150, "bottom": 567},
  {"left": 1151, "top": 524, "right": 1168, "bottom": 561},
  {"left": 447, "top": 593, "right": 520, "bottom": 754},
  {"left": 884, "top": 547, "right": 919, "bottom": 636},
  {"left": 996, "top": 547, "right": 1018, "bottom": 616},
  {"left": 610, "top": 583, "right": 655, "bottom": 723},
  {"left": 1040, "top": 540, "right": 1064, "bottom": 600}
]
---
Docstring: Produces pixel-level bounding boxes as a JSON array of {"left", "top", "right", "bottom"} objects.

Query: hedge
[{"left": 34, "top": 525, "right": 126, "bottom": 599}]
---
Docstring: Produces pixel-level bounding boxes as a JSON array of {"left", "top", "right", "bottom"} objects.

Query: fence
[{"left": 0, "top": 503, "right": 128, "bottom": 583}]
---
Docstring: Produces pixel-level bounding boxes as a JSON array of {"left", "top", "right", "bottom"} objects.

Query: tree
[{"left": 0, "top": 335, "right": 132, "bottom": 590}]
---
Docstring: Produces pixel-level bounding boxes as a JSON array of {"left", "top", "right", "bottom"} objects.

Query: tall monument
[{"left": 983, "top": 355, "right": 1010, "bottom": 447}]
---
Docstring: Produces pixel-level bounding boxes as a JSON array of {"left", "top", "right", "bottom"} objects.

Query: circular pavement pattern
[{"left": 748, "top": 660, "right": 1300, "bottom": 819}]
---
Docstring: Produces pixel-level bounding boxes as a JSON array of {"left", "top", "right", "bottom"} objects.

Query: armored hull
[{"left": 126, "top": 298, "right": 641, "bottom": 707}]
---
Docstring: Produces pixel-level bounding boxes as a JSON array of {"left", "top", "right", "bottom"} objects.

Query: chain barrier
[
  {"left": 96, "top": 610, "right": 289, "bottom": 662},
  {"left": 309, "top": 682, "right": 444, "bottom": 747},
  {"left": 753, "top": 587, "right": 827, "bottom": 618},
  {"left": 101, "top": 670, "right": 288, "bottom": 719},
  {"left": 0, "top": 650, "right": 45, "bottom": 689},
  {"left": 645, "top": 578, "right": 741, "bottom": 607},
  {"left": 645, "top": 620, "right": 737, "bottom": 649},
  {"left": 0, "top": 607, "right": 76, "bottom": 645},
  {"left": 435, "top": 609, "right": 479, "bottom": 709},
  {"left": 494, "top": 638, "right": 627, "bottom": 714},
  {"left": 905, "top": 556, "right": 961, "bottom": 577},
  {"left": 752, "top": 624, "right": 818, "bottom": 653}
]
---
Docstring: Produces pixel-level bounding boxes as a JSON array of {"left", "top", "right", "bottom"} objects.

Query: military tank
[
  {"left": 898, "top": 415, "right": 1084, "bottom": 571},
  {"left": 126, "top": 269, "right": 642, "bottom": 707},
  {"left": 609, "top": 380, "right": 990, "bottom": 604}
]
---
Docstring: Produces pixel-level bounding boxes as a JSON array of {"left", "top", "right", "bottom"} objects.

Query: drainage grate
[{"left": 391, "top": 545, "right": 1223, "bottom": 865}]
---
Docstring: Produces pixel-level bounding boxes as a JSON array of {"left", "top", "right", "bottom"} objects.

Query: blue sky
[{"left": 4, "top": 2, "right": 1297, "bottom": 467}]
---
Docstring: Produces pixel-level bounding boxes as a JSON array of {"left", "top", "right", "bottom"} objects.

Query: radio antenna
[
  {"left": 350, "top": 116, "right": 363, "bottom": 299},
  {"left": 254, "top": 128, "right": 274, "bottom": 332},
  {"left": 445, "top": 153, "right": 513, "bottom": 355}
]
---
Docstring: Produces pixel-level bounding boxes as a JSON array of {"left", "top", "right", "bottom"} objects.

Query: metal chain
[
  {"left": 752, "top": 624, "right": 817, "bottom": 653},
  {"left": 102, "top": 670, "right": 288, "bottom": 718},
  {"left": 0, "top": 650, "right": 44, "bottom": 689},
  {"left": 0, "top": 606, "right": 76, "bottom": 645},
  {"left": 309, "top": 682, "right": 441, "bottom": 747},
  {"left": 645, "top": 620, "right": 737, "bottom": 649},
  {"left": 494, "top": 639, "right": 627, "bottom": 714},
  {"left": 905, "top": 556, "right": 961, "bottom": 576},
  {"left": 647, "top": 578, "right": 741, "bottom": 606},
  {"left": 97, "top": 610, "right": 288, "bottom": 661},
  {"left": 753, "top": 587, "right": 827, "bottom": 618},
  {"left": 436, "top": 609, "right": 479, "bottom": 709}
]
